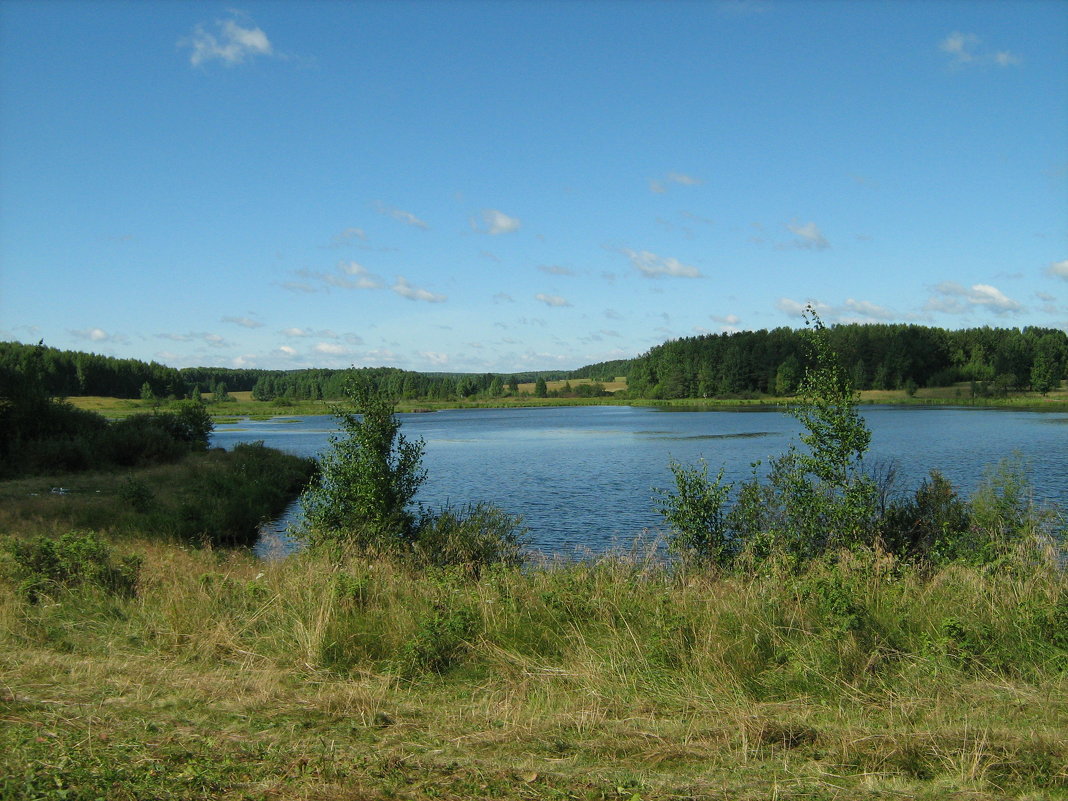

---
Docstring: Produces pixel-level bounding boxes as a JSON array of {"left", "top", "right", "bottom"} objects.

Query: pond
[{"left": 210, "top": 405, "right": 1068, "bottom": 557}]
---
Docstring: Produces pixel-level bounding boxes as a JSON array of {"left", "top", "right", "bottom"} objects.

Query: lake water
[{"left": 210, "top": 405, "right": 1068, "bottom": 558}]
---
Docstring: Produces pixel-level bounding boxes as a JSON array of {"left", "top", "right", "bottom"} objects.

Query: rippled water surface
[{"left": 210, "top": 405, "right": 1068, "bottom": 557}]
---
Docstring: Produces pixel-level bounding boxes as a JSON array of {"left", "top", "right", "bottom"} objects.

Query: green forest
[{"left": 2, "top": 321, "right": 1067, "bottom": 406}]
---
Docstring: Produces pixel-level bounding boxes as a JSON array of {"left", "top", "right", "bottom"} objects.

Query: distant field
[{"left": 516, "top": 376, "right": 628, "bottom": 394}]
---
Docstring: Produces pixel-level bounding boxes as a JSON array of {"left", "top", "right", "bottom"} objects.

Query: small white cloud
[
  {"left": 282, "top": 327, "right": 308, "bottom": 338},
  {"left": 482, "top": 209, "right": 521, "bottom": 235},
  {"left": 222, "top": 316, "right": 262, "bottom": 329},
  {"left": 71, "top": 327, "right": 115, "bottom": 342},
  {"left": 278, "top": 345, "right": 297, "bottom": 356},
  {"left": 650, "top": 172, "right": 702, "bottom": 194},
  {"left": 333, "top": 261, "right": 383, "bottom": 289},
  {"left": 314, "top": 342, "right": 346, "bottom": 355},
  {"left": 375, "top": 202, "right": 429, "bottom": 230},
  {"left": 538, "top": 264, "right": 575, "bottom": 276},
  {"left": 392, "top": 276, "right": 446, "bottom": 303},
  {"left": 776, "top": 298, "right": 833, "bottom": 318},
  {"left": 842, "top": 298, "right": 896, "bottom": 321},
  {"left": 711, "top": 313, "right": 741, "bottom": 326},
  {"left": 535, "top": 293, "right": 572, "bottom": 308},
  {"left": 786, "top": 221, "right": 830, "bottom": 250},
  {"left": 926, "top": 282, "right": 1023, "bottom": 315},
  {"left": 940, "top": 31, "right": 979, "bottom": 64},
  {"left": 421, "top": 351, "right": 450, "bottom": 366},
  {"left": 622, "top": 248, "right": 701, "bottom": 278},
  {"left": 182, "top": 15, "right": 275, "bottom": 67},
  {"left": 667, "top": 172, "right": 702, "bottom": 186},
  {"left": 1047, "top": 259, "right": 1068, "bottom": 280},
  {"left": 940, "top": 31, "right": 1021, "bottom": 69}
]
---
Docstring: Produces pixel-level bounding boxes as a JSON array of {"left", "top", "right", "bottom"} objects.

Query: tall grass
[{"left": 2, "top": 526, "right": 1065, "bottom": 799}]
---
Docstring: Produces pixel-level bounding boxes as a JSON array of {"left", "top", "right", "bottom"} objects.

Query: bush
[
  {"left": 301, "top": 375, "right": 426, "bottom": 548},
  {"left": 2, "top": 531, "right": 141, "bottom": 603},
  {"left": 412, "top": 503, "right": 527, "bottom": 575}
]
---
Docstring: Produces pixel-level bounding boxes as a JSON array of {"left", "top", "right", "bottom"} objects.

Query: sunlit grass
[{"left": 2, "top": 515, "right": 1066, "bottom": 799}]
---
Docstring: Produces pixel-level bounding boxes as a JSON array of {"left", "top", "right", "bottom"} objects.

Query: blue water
[{"left": 210, "top": 405, "right": 1068, "bottom": 557}]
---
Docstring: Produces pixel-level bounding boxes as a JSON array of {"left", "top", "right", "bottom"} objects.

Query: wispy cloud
[
  {"left": 329, "top": 227, "right": 367, "bottom": 247},
  {"left": 313, "top": 342, "right": 347, "bottom": 356},
  {"left": 538, "top": 264, "right": 575, "bottom": 276},
  {"left": 221, "top": 316, "right": 262, "bottom": 329},
  {"left": 375, "top": 202, "right": 429, "bottom": 230},
  {"left": 649, "top": 172, "right": 703, "bottom": 194},
  {"left": 621, "top": 248, "right": 701, "bottom": 278},
  {"left": 392, "top": 276, "right": 446, "bottom": 303},
  {"left": 155, "top": 331, "right": 230, "bottom": 347},
  {"left": 478, "top": 209, "right": 521, "bottom": 235},
  {"left": 535, "top": 293, "right": 572, "bottom": 308},
  {"left": 925, "top": 282, "right": 1023, "bottom": 315},
  {"left": 776, "top": 297, "right": 896, "bottom": 324},
  {"left": 181, "top": 14, "right": 275, "bottom": 67},
  {"left": 282, "top": 327, "right": 339, "bottom": 339},
  {"left": 1047, "top": 259, "right": 1068, "bottom": 281},
  {"left": 940, "top": 31, "right": 1021, "bottom": 68},
  {"left": 785, "top": 221, "right": 830, "bottom": 250}
]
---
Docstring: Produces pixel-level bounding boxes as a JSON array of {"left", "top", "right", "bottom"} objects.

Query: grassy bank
[
  {"left": 0, "top": 445, "right": 315, "bottom": 547},
  {"left": 2, "top": 522, "right": 1066, "bottom": 799},
  {"left": 65, "top": 379, "right": 1068, "bottom": 421}
]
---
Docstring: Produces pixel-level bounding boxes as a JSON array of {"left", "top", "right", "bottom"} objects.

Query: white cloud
[
  {"left": 278, "top": 345, "right": 297, "bottom": 356},
  {"left": 392, "top": 276, "right": 446, "bottom": 303},
  {"left": 481, "top": 209, "right": 521, "bottom": 235},
  {"left": 842, "top": 298, "right": 896, "bottom": 321},
  {"left": 940, "top": 31, "right": 1021, "bottom": 68},
  {"left": 375, "top": 202, "right": 429, "bottom": 230},
  {"left": 1047, "top": 259, "right": 1068, "bottom": 280},
  {"left": 332, "top": 260, "right": 382, "bottom": 289},
  {"left": 182, "top": 15, "right": 275, "bottom": 67},
  {"left": 649, "top": 172, "right": 702, "bottom": 194},
  {"left": 314, "top": 342, "right": 346, "bottom": 355},
  {"left": 155, "top": 331, "right": 229, "bottom": 347},
  {"left": 222, "top": 316, "right": 262, "bottom": 328},
  {"left": 535, "top": 293, "right": 572, "bottom": 308},
  {"left": 667, "top": 172, "right": 702, "bottom": 186},
  {"left": 421, "top": 351, "right": 450, "bottom": 366},
  {"left": 940, "top": 31, "right": 980, "bottom": 64},
  {"left": 786, "top": 221, "right": 830, "bottom": 250},
  {"left": 622, "top": 248, "right": 701, "bottom": 278},
  {"left": 711, "top": 313, "right": 741, "bottom": 326},
  {"left": 538, "top": 264, "right": 575, "bottom": 276},
  {"left": 925, "top": 282, "right": 1023, "bottom": 315},
  {"left": 776, "top": 298, "right": 834, "bottom": 318},
  {"left": 71, "top": 327, "right": 115, "bottom": 342}
]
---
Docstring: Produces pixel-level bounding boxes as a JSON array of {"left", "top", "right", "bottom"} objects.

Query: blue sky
[{"left": 1, "top": 0, "right": 1066, "bottom": 373}]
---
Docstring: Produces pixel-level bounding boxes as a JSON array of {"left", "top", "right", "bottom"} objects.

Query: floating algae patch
[{"left": 636, "top": 430, "right": 776, "bottom": 441}]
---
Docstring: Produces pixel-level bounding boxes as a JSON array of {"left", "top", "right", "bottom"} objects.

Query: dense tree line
[
  {"left": 6, "top": 322, "right": 1065, "bottom": 407},
  {"left": 626, "top": 324, "right": 1068, "bottom": 399}
]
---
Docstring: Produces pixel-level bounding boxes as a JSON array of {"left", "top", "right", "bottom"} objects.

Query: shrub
[
  {"left": 302, "top": 375, "right": 426, "bottom": 549},
  {"left": 2, "top": 531, "right": 141, "bottom": 603},
  {"left": 412, "top": 502, "right": 528, "bottom": 575}
]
